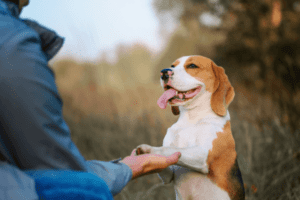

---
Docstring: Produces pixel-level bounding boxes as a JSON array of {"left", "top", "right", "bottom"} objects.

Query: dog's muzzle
[{"left": 160, "top": 69, "right": 173, "bottom": 82}]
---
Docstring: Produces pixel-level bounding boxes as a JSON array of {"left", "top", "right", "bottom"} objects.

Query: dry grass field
[{"left": 51, "top": 37, "right": 300, "bottom": 199}]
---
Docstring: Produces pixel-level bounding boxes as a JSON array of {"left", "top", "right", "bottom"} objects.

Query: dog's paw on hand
[{"left": 136, "top": 144, "right": 154, "bottom": 155}]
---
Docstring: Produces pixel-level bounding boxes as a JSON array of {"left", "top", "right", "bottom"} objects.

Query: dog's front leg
[
  {"left": 136, "top": 144, "right": 209, "bottom": 174},
  {"left": 158, "top": 166, "right": 174, "bottom": 184},
  {"left": 135, "top": 144, "right": 175, "bottom": 184}
]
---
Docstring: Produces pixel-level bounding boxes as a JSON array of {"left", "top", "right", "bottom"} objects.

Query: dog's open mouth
[{"left": 157, "top": 86, "right": 202, "bottom": 109}]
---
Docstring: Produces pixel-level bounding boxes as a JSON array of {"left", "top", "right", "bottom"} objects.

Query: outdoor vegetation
[{"left": 52, "top": 0, "right": 300, "bottom": 199}]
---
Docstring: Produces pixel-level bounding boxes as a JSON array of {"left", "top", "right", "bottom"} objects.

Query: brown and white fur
[{"left": 136, "top": 55, "right": 245, "bottom": 200}]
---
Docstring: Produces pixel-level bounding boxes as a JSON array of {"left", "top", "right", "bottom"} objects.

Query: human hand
[{"left": 121, "top": 149, "right": 181, "bottom": 180}]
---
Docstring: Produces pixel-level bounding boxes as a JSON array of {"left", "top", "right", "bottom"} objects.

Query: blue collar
[
  {"left": 0, "top": 0, "right": 64, "bottom": 61},
  {"left": 1, "top": 0, "right": 19, "bottom": 16}
]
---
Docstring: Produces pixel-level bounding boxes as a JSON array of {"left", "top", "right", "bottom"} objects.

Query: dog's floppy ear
[
  {"left": 171, "top": 106, "right": 180, "bottom": 115},
  {"left": 211, "top": 62, "right": 235, "bottom": 116}
]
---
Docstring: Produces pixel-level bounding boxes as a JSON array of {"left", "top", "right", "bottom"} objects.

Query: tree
[{"left": 153, "top": 0, "right": 300, "bottom": 131}]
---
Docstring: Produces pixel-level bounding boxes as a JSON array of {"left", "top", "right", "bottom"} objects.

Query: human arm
[
  {"left": 0, "top": 18, "right": 136, "bottom": 196},
  {"left": 86, "top": 159, "right": 132, "bottom": 196},
  {"left": 85, "top": 149, "right": 180, "bottom": 195},
  {"left": 0, "top": 19, "right": 88, "bottom": 171},
  {"left": 121, "top": 149, "right": 181, "bottom": 179},
  {"left": 0, "top": 14, "right": 179, "bottom": 196}
]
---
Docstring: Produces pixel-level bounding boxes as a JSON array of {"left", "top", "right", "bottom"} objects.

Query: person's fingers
[{"left": 166, "top": 152, "right": 181, "bottom": 165}]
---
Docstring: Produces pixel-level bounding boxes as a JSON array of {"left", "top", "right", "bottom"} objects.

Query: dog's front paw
[{"left": 136, "top": 144, "right": 155, "bottom": 155}]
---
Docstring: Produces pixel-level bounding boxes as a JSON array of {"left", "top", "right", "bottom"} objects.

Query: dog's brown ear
[
  {"left": 211, "top": 62, "right": 235, "bottom": 116},
  {"left": 171, "top": 106, "right": 180, "bottom": 115}
]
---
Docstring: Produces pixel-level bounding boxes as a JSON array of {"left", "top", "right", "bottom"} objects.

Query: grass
[
  {"left": 56, "top": 82, "right": 300, "bottom": 199},
  {"left": 51, "top": 40, "right": 300, "bottom": 199}
]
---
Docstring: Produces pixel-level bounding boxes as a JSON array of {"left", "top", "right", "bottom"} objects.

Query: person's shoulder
[
  {"left": 0, "top": 13, "right": 42, "bottom": 65},
  {"left": 0, "top": 12, "right": 39, "bottom": 48}
]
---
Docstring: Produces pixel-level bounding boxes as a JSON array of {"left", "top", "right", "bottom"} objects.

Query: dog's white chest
[
  {"left": 163, "top": 112, "right": 230, "bottom": 149},
  {"left": 163, "top": 122, "right": 219, "bottom": 150}
]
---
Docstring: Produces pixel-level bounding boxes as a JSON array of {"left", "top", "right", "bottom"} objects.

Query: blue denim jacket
[{"left": 0, "top": 1, "right": 132, "bottom": 199}]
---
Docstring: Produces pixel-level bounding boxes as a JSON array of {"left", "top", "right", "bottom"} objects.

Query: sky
[{"left": 20, "top": 0, "right": 163, "bottom": 62}]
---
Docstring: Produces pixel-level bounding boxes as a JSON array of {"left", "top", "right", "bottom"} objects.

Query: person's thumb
[{"left": 166, "top": 152, "right": 181, "bottom": 165}]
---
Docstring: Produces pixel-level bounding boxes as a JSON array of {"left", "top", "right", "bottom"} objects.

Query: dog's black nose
[{"left": 160, "top": 69, "right": 173, "bottom": 81}]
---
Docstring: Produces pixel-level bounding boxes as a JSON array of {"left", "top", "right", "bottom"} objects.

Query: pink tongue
[
  {"left": 157, "top": 89, "right": 177, "bottom": 109},
  {"left": 185, "top": 87, "right": 201, "bottom": 98}
]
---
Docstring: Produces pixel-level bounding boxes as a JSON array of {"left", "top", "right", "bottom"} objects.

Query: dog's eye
[
  {"left": 171, "top": 65, "right": 175, "bottom": 68},
  {"left": 187, "top": 64, "right": 199, "bottom": 69}
]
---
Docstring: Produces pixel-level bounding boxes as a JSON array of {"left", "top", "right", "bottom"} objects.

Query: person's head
[
  {"left": 19, "top": 0, "right": 29, "bottom": 10},
  {"left": 8, "top": 0, "right": 29, "bottom": 11}
]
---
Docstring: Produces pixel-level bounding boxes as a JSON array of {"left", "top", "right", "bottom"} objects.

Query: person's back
[
  {"left": 0, "top": 0, "right": 95, "bottom": 198},
  {"left": 0, "top": 1, "right": 180, "bottom": 199}
]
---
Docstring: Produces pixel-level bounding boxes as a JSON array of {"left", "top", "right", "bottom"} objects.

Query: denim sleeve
[
  {"left": 0, "top": 161, "right": 39, "bottom": 200},
  {"left": 0, "top": 24, "right": 88, "bottom": 171},
  {"left": 87, "top": 159, "right": 132, "bottom": 196}
]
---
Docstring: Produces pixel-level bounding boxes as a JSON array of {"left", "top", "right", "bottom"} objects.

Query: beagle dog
[{"left": 136, "top": 55, "right": 245, "bottom": 200}]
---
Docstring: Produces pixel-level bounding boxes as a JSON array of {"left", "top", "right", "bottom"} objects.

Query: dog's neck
[{"left": 177, "top": 91, "right": 220, "bottom": 125}]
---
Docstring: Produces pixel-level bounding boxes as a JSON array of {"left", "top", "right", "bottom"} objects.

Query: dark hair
[{"left": 7, "top": 0, "right": 19, "bottom": 5}]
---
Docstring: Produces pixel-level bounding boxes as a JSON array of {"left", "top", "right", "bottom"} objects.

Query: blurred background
[{"left": 22, "top": 0, "right": 300, "bottom": 199}]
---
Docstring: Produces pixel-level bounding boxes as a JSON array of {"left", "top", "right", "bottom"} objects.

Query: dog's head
[{"left": 157, "top": 55, "right": 234, "bottom": 116}]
